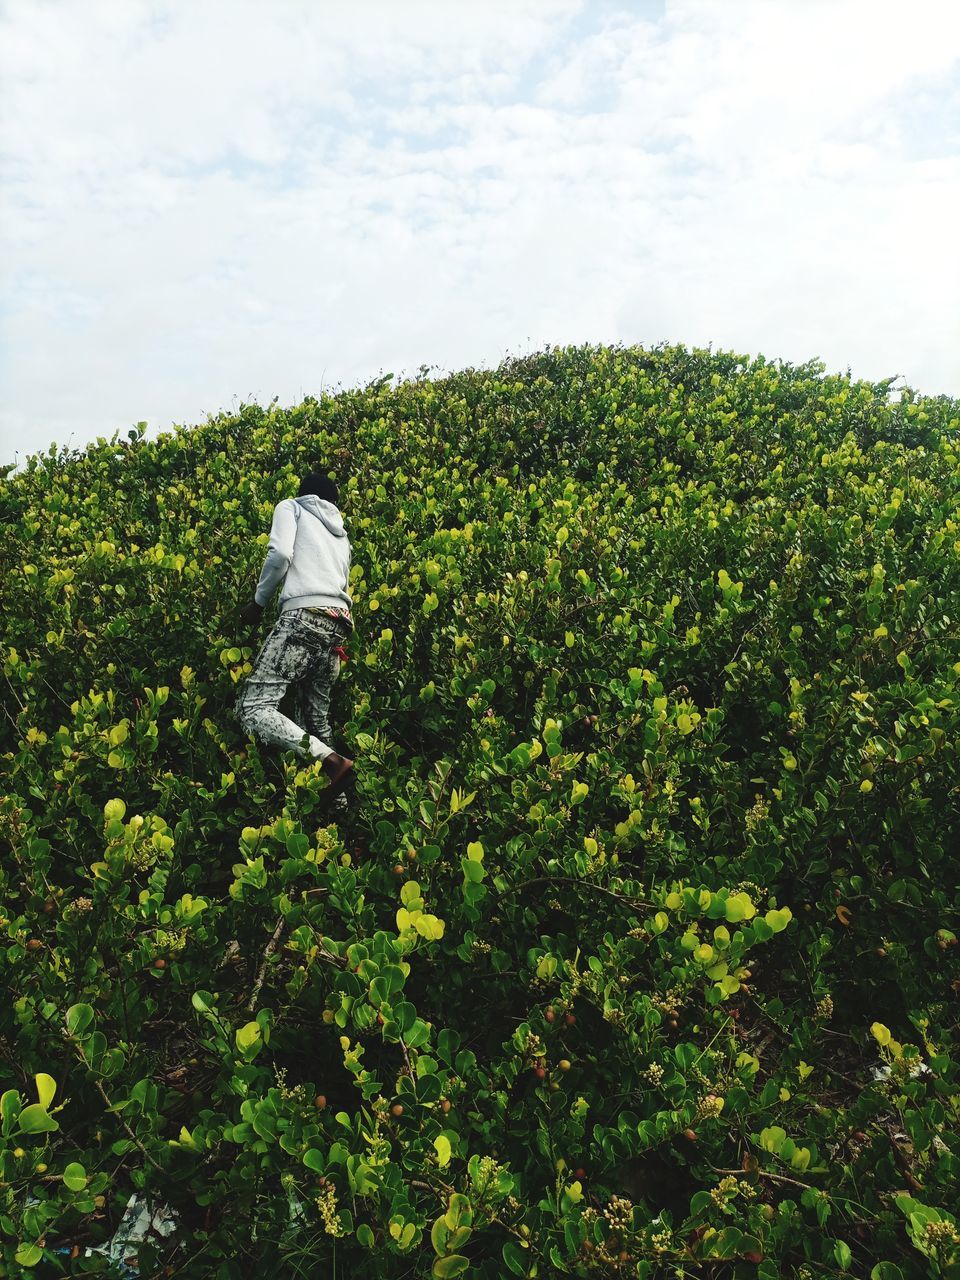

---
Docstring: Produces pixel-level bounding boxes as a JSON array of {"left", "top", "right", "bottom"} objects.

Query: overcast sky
[{"left": 1, "top": 0, "right": 958, "bottom": 467}]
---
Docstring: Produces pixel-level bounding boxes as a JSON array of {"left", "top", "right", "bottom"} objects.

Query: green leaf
[
  {"left": 444, "top": 1193, "right": 473, "bottom": 1231},
  {"left": 461, "top": 857, "right": 485, "bottom": 883},
  {"left": 759, "top": 1126, "right": 786, "bottom": 1154},
  {"left": 433, "top": 1257, "right": 469, "bottom": 1279},
  {"left": 431, "top": 1217, "right": 449, "bottom": 1256},
  {"left": 764, "top": 906, "right": 792, "bottom": 933},
  {"left": 369, "top": 976, "right": 390, "bottom": 1006},
  {"left": 15, "top": 1243, "right": 43, "bottom": 1268},
  {"left": 871, "top": 1266, "right": 904, "bottom": 1280},
  {"left": 66, "top": 1003, "right": 94, "bottom": 1037},
  {"left": 724, "top": 892, "right": 756, "bottom": 923},
  {"left": 400, "top": 880, "right": 422, "bottom": 907},
  {"left": 286, "top": 832, "right": 310, "bottom": 857},
  {"left": 1, "top": 1090, "right": 22, "bottom": 1135},
  {"left": 446, "top": 1226, "right": 472, "bottom": 1251},
  {"left": 356, "top": 1223, "right": 375, "bottom": 1248},
  {"left": 17, "top": 1104, "right": 59, "bottom": 1134},
  {"left": 235, "top": 1022, "right": 262, "bottom": 1054},
  {"left": 434, "top": 1134, "right": 452, "bottom": 1168},
  {"left": 502, "top": 1240, "right": 527, "bottom": 1275},
  {"left": 34, "top": 1074, "right": 56, "bottom": 1111},
  {"left": 63, "top": 1162, "right": 87, "bottom": 1192}
]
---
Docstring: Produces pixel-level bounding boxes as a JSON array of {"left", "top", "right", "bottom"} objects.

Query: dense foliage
[{"left": 1, "top": 343, "right": 959, "bottom": 1279}]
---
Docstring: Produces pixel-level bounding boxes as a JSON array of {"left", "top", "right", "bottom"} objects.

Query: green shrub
[{"left": 1, "top": 343, "right": 958, "bottom": 1277}]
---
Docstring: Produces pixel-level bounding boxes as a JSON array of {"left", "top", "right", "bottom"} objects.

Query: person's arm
[
  {"left": 255, "top": 500, "right": 298, "bottom": 605},
  {"left": 239, "top": 500, "right": 297, "bottom": 625}
]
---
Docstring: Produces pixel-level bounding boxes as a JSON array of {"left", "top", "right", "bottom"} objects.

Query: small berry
[
  {"left": 558, "top": 1059, "right": 571, "bottom": 1072},
  {"left": 683, "top": 1128, "right": 697, "bottom": 1142},
  {"left": 441, "top": 1100, "right": 451, "bottom": 1113},
  {"left": 565, "top": 1012, "right": 576, "bottom": 1026},
  {"left": 152, "top": 957, "right": 167, "bottom": 970},
  {"left": 393, "top": 864, "right": 404, "bottom": 876},
  {"left": 391, "top": 1103, "right": 403, "bottom": 1116},
  {"left": 534, "top": 1066, "right": 546, "bottom": 1080},
  {"left": 575, "top": 1167, "right": 586, "bottom": 1180},
  {"left": 314, "top": 1095, "right": 327, "bottom": 1109},
  {"left": 545, "top": 1007, "right": 555, "bottom": 1023}
]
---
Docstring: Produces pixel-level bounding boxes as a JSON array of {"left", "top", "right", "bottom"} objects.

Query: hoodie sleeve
[{"left": 254, "top": 500, "right": 298, "bottom": 606}]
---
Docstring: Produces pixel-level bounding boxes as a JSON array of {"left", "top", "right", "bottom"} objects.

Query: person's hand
[{"left": 239, "top": 599, "right": 264, "bottom": 626}]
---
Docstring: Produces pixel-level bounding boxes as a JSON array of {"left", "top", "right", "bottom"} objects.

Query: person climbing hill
[{"left": 235, "top": 473, "right": 355, "bottom": 799}]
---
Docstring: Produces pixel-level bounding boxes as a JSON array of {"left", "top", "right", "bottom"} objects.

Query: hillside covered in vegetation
[{"left": 1, "top": 343, "right": 959, "bottom": 1279}]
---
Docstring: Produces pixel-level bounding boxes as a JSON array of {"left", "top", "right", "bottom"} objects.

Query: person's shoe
[{"left": 321, "top": 752, "right": 354, "bottom": 798}]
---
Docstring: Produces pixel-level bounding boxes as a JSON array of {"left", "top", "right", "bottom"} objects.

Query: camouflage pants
[{"left": 235, "top": 609, "right": 347, "bottom": 761}]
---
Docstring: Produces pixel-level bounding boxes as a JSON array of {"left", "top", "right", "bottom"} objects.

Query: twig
[
  {"left": 497, "top": 875, "right": 654, "bottom": 911},
  {"left": 885, "top": 1125, "right": 922, "bottom": 1192},
  {"left": 713, "top": 1165, "right": 812, "bottom": 1192},
  {"left": 247, "top": 916, "right": 287, "bottom": 1013},
  {"left": 65, "top": 1036, "right": 165, "bottom": 1173}
]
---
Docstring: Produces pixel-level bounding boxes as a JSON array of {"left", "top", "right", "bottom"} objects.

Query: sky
[{"left": 1, "top": 0, "right": 958, "bottom": 467}]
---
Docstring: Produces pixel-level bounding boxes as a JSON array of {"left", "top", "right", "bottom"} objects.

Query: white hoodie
[{"left": 254, "top": 495, "right": 352, "bottom": 614}]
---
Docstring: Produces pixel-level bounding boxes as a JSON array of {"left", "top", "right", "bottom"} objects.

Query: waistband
[{"left": 305, "top": 606, "right": 353, "bottom": 632}]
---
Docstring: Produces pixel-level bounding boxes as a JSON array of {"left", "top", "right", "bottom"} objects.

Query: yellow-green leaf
[{"left": 34, "top": 1073, "right": 56, "bottom": 1111}]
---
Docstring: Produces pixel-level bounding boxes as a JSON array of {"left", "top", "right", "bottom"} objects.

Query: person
[{"left": 235, "top": 473, "right": 354, "bottom": 799}]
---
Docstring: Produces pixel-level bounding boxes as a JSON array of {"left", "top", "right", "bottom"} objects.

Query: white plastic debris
[
  {"left": 870, "top": 1059, "right": 931, "bottom": 1082},
  {"left": 53, "top": 1193, "right": 179, "bottom": 1275},
  {"left": 100, "top": 1192, "right": 178, "bottom": 1267}
]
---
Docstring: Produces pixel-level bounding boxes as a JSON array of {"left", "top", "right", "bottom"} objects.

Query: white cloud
[{"left": 1, "top": 0, "right": 958, "bottom": 465}]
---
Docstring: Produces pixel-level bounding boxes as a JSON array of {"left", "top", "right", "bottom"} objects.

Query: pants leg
[
  {"left": 235, "top": 611, "right": 335, "bottom": 759},
  {"left": 298, "top": 645, "right": 341, "bottom": 746},
  {"left": 291, "top": 630, "right": 348, "bottom": 808}
]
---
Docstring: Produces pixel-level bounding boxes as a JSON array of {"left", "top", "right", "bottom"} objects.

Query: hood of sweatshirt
[{"left": 296, "top": 495, "right": 347, "bottom": 537}]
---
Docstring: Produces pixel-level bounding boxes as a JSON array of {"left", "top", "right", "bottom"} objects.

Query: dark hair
[{"left": 298, "top": 473, "right": 339, "bottom": 505}]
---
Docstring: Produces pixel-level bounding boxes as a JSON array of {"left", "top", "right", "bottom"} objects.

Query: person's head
[{"left": 298, "top": 473, "right": 339, "bottom": 506}]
